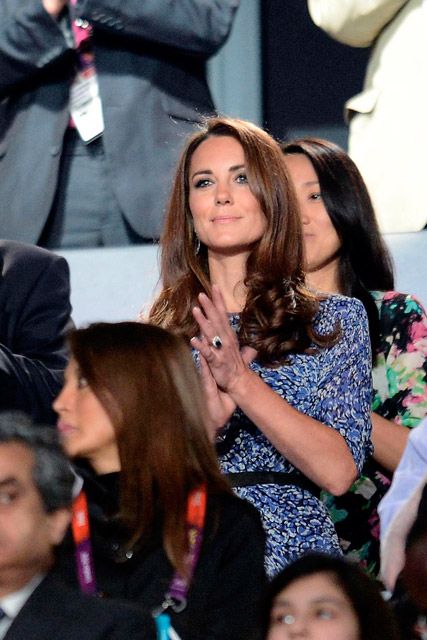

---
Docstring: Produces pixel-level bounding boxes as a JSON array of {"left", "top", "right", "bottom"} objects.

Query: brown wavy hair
[
  {"left": 149, "top": 116, "right": 335, "bottom": 362},
  {"left": 69, "top": 322, "right": 230, "bottom": 577}
]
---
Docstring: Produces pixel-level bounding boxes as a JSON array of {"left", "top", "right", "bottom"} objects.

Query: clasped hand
[{"left": 190, "top": 285, "right": 256, "bottom": 434}]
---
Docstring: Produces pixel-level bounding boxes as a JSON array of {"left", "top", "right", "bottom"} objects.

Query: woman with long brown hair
[
  {"left": 149, "top": 116, "right": 373, "bottom": 577},
  {"left": 53, "top": 321, "right": 266, "bottom": 640}
]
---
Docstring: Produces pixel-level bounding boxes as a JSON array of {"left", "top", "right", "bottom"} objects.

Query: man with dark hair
[
  {"left": 0, "top": 240, "right": 73, "bottom": 424},
  {"left": 0, "top": 412, "right": 147, "bottom": 640}
]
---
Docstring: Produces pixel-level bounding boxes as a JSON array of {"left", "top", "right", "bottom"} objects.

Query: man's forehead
[{"left": 0, "top": 441, "right": 35, "bottom": 483}]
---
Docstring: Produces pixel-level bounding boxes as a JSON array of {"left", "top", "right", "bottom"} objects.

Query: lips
[
  {"left": 57, "top": 420, "right": 77, "bottom": 436},
  {"left": 211, "top": 216, "right": 241, "bottom": 223}
]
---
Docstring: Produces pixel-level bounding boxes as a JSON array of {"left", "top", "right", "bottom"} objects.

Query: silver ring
[{"left": 211, "top": 335, "right": 222, "bottom": 349}]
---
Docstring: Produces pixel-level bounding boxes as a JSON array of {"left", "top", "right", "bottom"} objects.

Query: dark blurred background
[{"left": 261, "top": 0, "right": 370, "bottom": 145}]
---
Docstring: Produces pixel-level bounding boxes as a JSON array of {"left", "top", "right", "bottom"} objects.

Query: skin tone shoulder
[
  {"left": 284, "top": 151, "right": 410, "bottom": 473},
  {"left": 189, "top": 135, "right": 357, "bottom": 496},
  {"left": 267, "top": 572, "right": 360, "bottom": 640}
]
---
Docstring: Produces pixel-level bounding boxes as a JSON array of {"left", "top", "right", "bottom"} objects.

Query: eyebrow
[
  {"left": 274, "top": 596, "right": 343, "bottom": 607},
  {"left": 191, "top": 164, "right": 246, "bottom": 180},
  {"left": 302, "top": 180, "right": 320, "bottom": 187},
  {"left": 0, "top": 477, "right": 19, "bottom": 488}
]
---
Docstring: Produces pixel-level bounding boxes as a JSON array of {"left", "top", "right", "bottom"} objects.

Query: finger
[
  {"left": 190, "top": 335, "right": 220, "bottom": 366},
  {"left": 192, "top": 305, "right": 214, "bottom": 340},
  {"left": 199, "top": 354, "right": 217, "bottom": 388},
  {"left": 197, "top": 292, "right": 230, "bottom": 335},
  {"left": 192, "top": 304, "right": 230, "bottom": 351}
]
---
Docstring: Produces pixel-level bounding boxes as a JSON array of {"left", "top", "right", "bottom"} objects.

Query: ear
[{"left": 47, "top": 507, "right": 72, "bottom": 546}]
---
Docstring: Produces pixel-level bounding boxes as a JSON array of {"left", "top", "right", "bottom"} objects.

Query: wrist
[{"left": 226, "top": 367, "right": 254, "bottom": 402}]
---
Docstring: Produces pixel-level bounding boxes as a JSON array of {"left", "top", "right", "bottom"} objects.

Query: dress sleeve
[
  {"left": 0, "top": 1, "right": 70, "bottom": 95},
  {"left": 77, "top": 0, "right": 240, "bottom": 57},
  {"left": 307, "top": 0, "right": 409, "bottom": 48},
  {"left": 313, "top": 296, "right": 373, "bottom": 473},
  {"left": 374, "top": 292, "right": 427, "bottom": 427},
  {"left": 0, "top": 250, "right": 73, "bottom": 423}
]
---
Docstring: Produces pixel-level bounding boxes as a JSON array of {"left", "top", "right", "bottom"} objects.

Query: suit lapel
[{"left": 4, "top": 576, "right": 70, "bottom": 640}]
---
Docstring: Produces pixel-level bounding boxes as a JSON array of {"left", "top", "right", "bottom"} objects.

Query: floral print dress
[
  {"left": 216, "top": 294, "right": 372, "bottom": 578},
  {"left": 323, "top": 291, "right": 427, "bottom": 578}
]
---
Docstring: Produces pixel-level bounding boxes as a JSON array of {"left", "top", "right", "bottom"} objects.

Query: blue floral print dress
[{"left": 216, "top": 295, "right": 372, "bottom": 578}]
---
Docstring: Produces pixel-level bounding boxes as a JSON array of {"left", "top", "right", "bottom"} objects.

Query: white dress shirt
[{"left": 0, "top": 575, "right": 44, "bottom": 639}]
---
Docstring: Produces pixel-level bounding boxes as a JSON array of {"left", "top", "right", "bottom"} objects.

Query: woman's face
[
  {"left": 284, "top": 153, "right": 341, "bottom": 274},
  {"left": 267, "top": 572, "right": 360, "bottom": 640},
  {"left": 53, "top": 359, "right": 120, "bottom": 474},
  {"left": 188, "top": 135, "right": 266, "bottom": 258}
]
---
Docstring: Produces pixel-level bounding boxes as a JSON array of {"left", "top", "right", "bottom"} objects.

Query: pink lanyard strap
[
  {"left": 161, "top": 485, "right": 207, "bottom": 613},
  {"left": 72, "top": 485, "right": 207, "bottom": 610},
  {"left": 71, "top": 491, "right": 98, "bottom": 595},
  {"left": 69, "top": 0, "right": 93, "bottom": 58}
]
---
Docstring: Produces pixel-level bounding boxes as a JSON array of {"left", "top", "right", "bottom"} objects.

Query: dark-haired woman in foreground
[
  {"left": 53, "top": 321, "right": 266, "bottom": 640},
  {"left": 283, "top": 138, "right": 427, "bottom": 578},
  {"left": 264, "top": 553, "right": 399, "bottom": 640},
  {"left": 149, "top": 116, "right": 372, "bottom": 577}
]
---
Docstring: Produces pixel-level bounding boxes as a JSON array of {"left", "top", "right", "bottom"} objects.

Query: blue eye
[
  {"left": 236, "top": 173, "right": 248, "bottom": 183},
  {"left": 309, "top": 192, "right": 322, "bottom": 200},
  {"left": 194, "top": 178, "right": 212, "bottom": 188}
]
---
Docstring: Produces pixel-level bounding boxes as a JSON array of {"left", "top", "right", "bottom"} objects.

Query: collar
[{"left": 0, "top": 574, "right": 44, "bottom": 620}]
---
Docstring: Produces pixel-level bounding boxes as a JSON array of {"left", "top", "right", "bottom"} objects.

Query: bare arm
[
  {"left": 371, "top": 412, "right": 410, "bottom": 472},
  {"left": 372, "top": 291, "right": 427, "bottom": 471}
]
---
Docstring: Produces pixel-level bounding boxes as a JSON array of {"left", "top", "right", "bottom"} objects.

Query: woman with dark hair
[
  {"left": 53, "top": 321, "right": 266, "bottom": 640},
  {"left": 282, "top": 138, "right": 427, "bottom": 578},
  {"left": 264, "top": 553, "right": 400, "bottom": 640},
  {"left": 148, "top": 116, "right": 372, "bottom": 577}
]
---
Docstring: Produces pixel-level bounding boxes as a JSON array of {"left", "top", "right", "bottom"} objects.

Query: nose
[
  {"left": 52, "top": 382, "right": 70, "bottom": 415},
  {"left": 299, "top": 203, "right": 311, "bottom": 226},
  {"left": 284, "top": 616, "right": 308, "bottom": 638},
  {"left": 215, "top": 181, "right": 233, "bottom": 205}
]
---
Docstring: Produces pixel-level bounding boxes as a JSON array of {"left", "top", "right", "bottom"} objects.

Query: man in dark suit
[
  {"left": 0, "top": 414, "right": 147, "bottom": 640},
  {"left": 0, "top": 0, "right": 240, "bottom": 247},
  {"left": 0, "top": 240, "right": 73, "bottom": 423}
]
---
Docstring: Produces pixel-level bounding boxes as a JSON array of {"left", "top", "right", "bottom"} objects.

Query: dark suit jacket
[
  {"left": 0, "top": 0, "right": 240, "bottom": 243},
  {"left": 0, "top": 240, "right": 73, "bottom": 423},
  {"left": 4, "top": 573, "right": 148, "bottom": 640}
]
